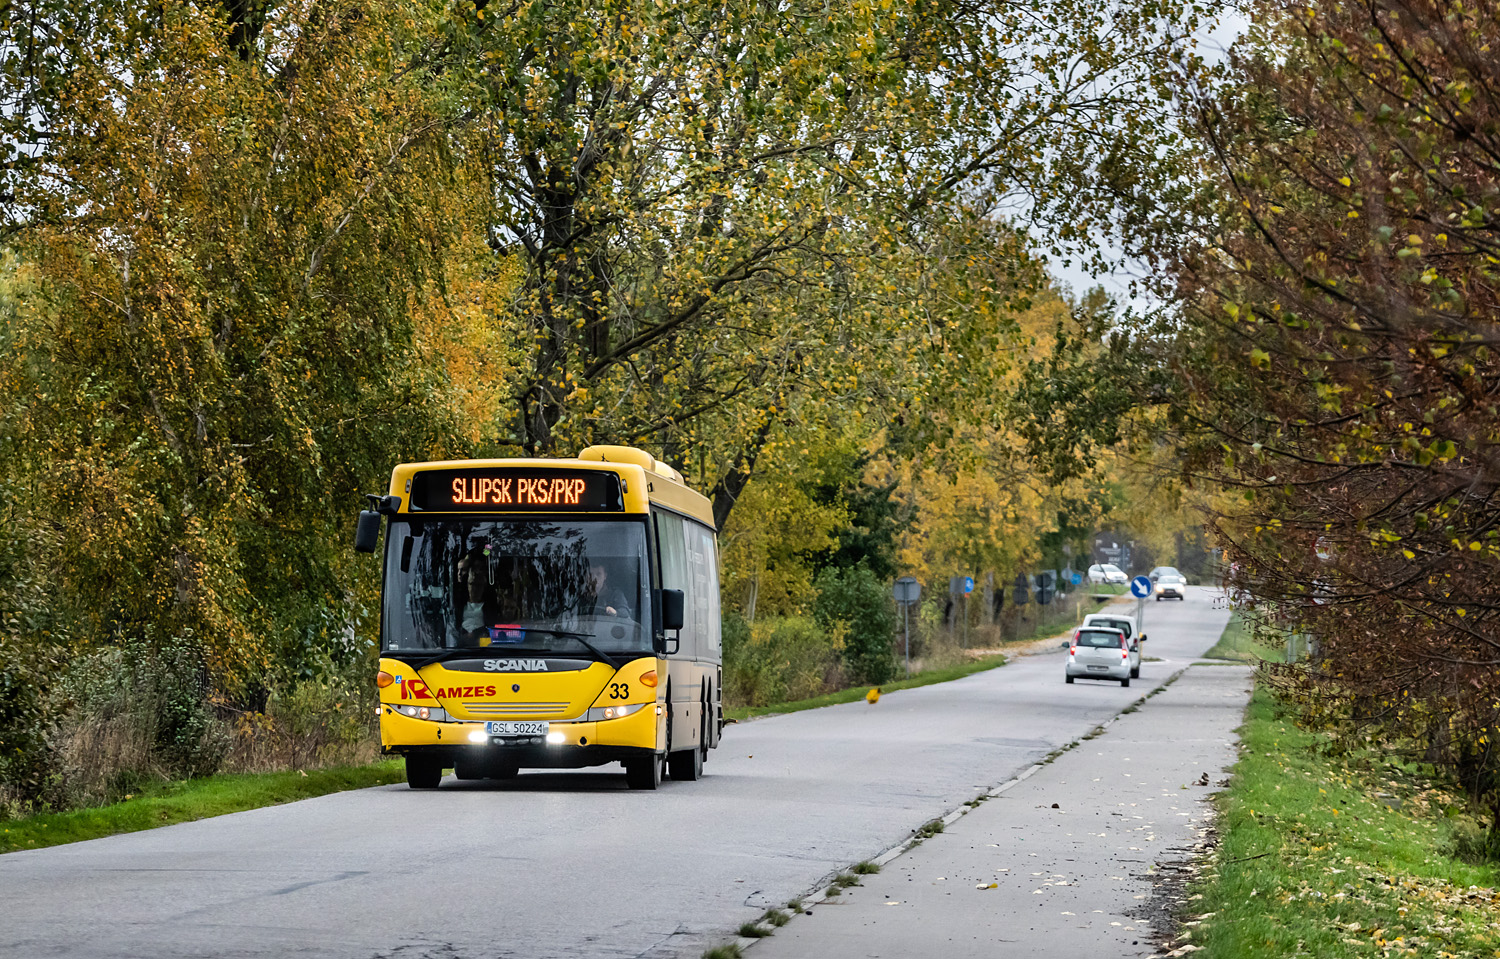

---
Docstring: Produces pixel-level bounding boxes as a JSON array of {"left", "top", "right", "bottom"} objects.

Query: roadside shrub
[
  {"left": 225, "top": 652, "right": 379, "bottom": 772},
  {"left": 814, "top": 563, "right": 896, "bottom": 684},
  {"left": 724, "top": 616, "right": 844, "bottom": 707},
  {"left": 0, "top": 655, "right": 62, "bottom": 815},
  {"left": 51, "top": 633, "right": 230, "bottom": 807}
]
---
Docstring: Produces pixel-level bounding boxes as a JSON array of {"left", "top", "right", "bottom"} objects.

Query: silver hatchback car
[{"left": 1065, "top": 627, "right": 1132, "bottom": 687}]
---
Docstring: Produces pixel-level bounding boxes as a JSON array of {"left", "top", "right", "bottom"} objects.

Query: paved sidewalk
[{"left": 746, "top": 664, "right": 1253, "bottom": 959}]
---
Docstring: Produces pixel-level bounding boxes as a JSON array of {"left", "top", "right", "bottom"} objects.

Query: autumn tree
[
  {"left": 1086, "top": 0, "right": 1500, "bottom": 816},
  {"left": 0, "top": 0, "right": 489, "bottom": 696},
  {"left": 420, "top": 0, "right": 1201, "bottom": 523}
]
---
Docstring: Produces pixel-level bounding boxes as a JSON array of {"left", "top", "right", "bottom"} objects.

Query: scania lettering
[{"left": 356, "top": 446, "right": 723, "bottom": 790}]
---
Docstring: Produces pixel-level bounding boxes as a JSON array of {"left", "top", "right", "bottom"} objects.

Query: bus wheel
[
  {"left": 406, "top": 755, "right": 443, "bottom": 789},
  {"left": 668, "top": 746, "right": 702, "bottom": 781},
  {"left": 453, "top": 757, "right": 483, "bottom": 780},
  {"left": 625, "top": 756, "right": 660, "bottom": 790}
]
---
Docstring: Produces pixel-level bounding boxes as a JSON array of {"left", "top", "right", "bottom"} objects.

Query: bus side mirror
[
  {"left": 355, "top": 510, "right": 382, "bottom": 553},
  {"left": 660, "top": 589, "right": 686, "bottom": 631}
]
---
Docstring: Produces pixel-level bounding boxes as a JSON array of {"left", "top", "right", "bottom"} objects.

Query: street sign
[
  {"left": 893, "top": 577, "right": 920, "bottom": 678},
  {"left": 1130, "top": 575, "right": 1152, "bottom": 598},
  {"left": 963, "top": 576, "right": 974, "bottom": 594},
  {"left": 893, "top": 576, "right": 921, "bottom": 604},
  {"left": 1035, "top": 570, "right": 1056, "bottom": 605},
  {"left": 1069, "top": 569, "right": 1082, "bottom": 586}
]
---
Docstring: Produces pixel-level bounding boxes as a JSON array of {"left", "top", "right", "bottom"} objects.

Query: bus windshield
[{"left": 382, "top": 517, "right": 652, "bottom": 658}]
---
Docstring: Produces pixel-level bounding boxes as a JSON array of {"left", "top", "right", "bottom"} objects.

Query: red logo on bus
[{"left": 398, "top": 678, "right": 433, "bottom": 701}]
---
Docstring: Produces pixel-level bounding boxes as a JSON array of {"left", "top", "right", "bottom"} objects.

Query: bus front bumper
[{"left": 379, "top": 700, "right": 662, "bottom": 765}]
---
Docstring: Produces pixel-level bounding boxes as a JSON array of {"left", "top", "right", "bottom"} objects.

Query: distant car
[
  {"left": 1087, "top": 564, "right": 1128, "bottom": 585},
  {"left": 1065, "top": 627, "right": 1132, "bottom": 687},
  {"left": 1082, "top": 612, "right": 1144, "bottom": 678},
  {"left": 1148, "top": 566, "right": 1181, "bottom": 583},
  {"left": 1155, "top": 574, "right": 1186, "bottom": 601}
]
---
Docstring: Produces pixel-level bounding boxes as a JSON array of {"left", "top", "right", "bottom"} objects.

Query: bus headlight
[
  {"left": 392, "top": 705, "right": 451, "bottom": 722},
  {"left": 583, "top": 702, "right": 647, "bottom": 722}
]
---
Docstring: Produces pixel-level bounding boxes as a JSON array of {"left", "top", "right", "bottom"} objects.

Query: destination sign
[{"left": 409, "top": 468, "right": 623, "bottom": 512}]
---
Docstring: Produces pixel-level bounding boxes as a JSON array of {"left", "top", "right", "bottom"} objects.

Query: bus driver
[{"left": 587, "top": 562, "right": 633, "bottom": 620}]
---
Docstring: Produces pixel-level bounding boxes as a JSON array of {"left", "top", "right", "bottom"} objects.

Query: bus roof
[{"left": 386, "top": 445, "right": 715, "bottom": 529}]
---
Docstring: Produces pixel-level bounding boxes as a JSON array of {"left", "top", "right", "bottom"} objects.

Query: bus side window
[
  {"left": 684, "top": 521, "right": 720, "bottom": 657},
  {"left": 654, "top": 510, "right": 694, "bottom": 656}
]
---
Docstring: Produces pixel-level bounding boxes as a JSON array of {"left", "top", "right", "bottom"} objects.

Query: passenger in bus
[
  {"left": 586, "top": 562, "right": 633, "bottom": 620},
  {"left": 454, "top": 550, "right": 514, "bottom": 644}
]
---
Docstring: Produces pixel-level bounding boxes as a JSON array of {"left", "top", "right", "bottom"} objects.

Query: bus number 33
[{"left": 609, "top": 682, "right": 630, "bottom": 699}]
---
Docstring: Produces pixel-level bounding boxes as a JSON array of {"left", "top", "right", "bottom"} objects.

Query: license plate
[
  {"left": 1087, "top": 665, "right": 1107, "bottom": 671},
  {"left": 485, "top": 721, "right": 549, "bottom": 736}
]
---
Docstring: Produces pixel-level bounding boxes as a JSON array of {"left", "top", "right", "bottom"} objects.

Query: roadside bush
[
  {"left": 225, "top": 652, "right": 379, "bottom": 772},
  {"left": 813, "top": 563, "right": 896, "bottom": 684},
  {"left": 51, "top": 633, "right": 230, "bottom": 808},
  {"left": 0, "top": 655, "right": 61, "bottom": 815},
  {"left": 724, "top": 616, "right": 845, "bottom": 707}
]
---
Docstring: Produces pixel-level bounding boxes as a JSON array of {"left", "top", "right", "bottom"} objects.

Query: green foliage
[
  {"left": 813, "top": 563, "right": 897, "bottom": 685},
  {"left": 0, "top": 0, "right": 478, "bottom": 703},
  {"left": 417, "top": 0, "right": 1200, "bottom": 536},
  {"left": 51, "top": 634, "right": 230, "bottom": 807},
  {"left": 805, "top": 450, "right": 904, "bottom": 581},
  {"left": 723, "top": 616, "right": 844, "bottom": 708},
  {"left": 1189, "top": 687, "right": 1500, "bottom": 958}
]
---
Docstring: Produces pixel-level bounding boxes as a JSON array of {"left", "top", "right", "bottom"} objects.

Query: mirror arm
[{"left": 365, "top": 494, "right": 402, "bottom": 515}]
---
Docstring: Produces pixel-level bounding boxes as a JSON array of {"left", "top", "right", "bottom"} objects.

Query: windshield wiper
[{"left": 521, "top": 627, "right": 624, "bottom": 668}]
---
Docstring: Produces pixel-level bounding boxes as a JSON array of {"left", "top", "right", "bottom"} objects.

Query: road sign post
[
  {"left": 1130, "top": 575, "right": 1152, "bottom": 634},
  {"left": 962, "top": 576, "right": 974, "bottom": 648},
  {"left": 893, "top": 577, "right": 921, "bottom": 678}
]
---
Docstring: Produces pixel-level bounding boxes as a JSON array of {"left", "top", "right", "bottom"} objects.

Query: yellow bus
[{"left": 354, "top": 445, "right": 723, "bottom": 789}]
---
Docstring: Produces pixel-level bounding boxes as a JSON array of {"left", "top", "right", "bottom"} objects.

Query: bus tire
[
  {"left": 406, "top": 755, "right": 443, "bottom": 789},
  {"left": 453, "top": 757, "right": 484, "bottom": 780},
  {"left": 625, "top": 756, "right": 660, "bottom": 790},
  {"left": 668, "top": 746, "right": 702, "bottom": 781}
]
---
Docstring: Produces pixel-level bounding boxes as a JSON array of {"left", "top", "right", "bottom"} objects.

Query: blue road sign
[
  {"left": 1069, "top": 569, "right": 1083, "bottom": 586},
  {"left": 1130, "top": 575, "right": 1152, "bottom": 598},
  {"left": 963, "top": 576, "right": 974, "bottom": 594}
]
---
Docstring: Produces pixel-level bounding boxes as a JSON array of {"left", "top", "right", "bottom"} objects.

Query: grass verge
[
  {"left": 1, "top": 760, "right": 404, "bottom": 855},
  {"left": 1182, "top": 687, "right": 1500, "bottom": 957},
  {"left": 725, "top": 654, "right": 1006, "bottom": 721},
  {"left": 1202, "top": 611, "right": 1281, "bottom": 663}
]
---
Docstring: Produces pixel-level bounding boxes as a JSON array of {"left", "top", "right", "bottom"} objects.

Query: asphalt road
[{"left": 0, "top": 588, "right": 1231, "bottom": 959}]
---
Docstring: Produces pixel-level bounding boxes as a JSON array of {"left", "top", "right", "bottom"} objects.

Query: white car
[
  {"left": 1065, "top": 626, "right": 1133, "bottom": 687},
  {"left": 1087, "top": 564, "right": 1128, "bottom": 585},
  {"left": 1155, "top": 574, "right": 1186, "bottom": 601},
  {"left": 1082, "top": 612, "right": 1144, "bottom": 678}
]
